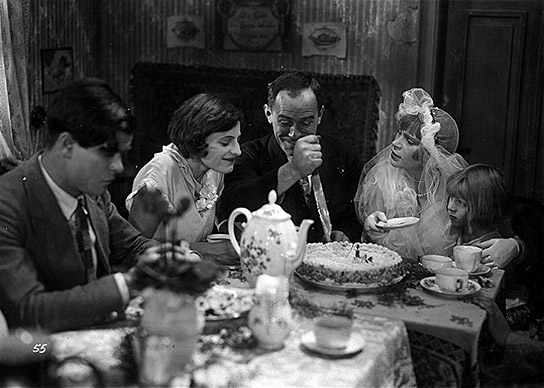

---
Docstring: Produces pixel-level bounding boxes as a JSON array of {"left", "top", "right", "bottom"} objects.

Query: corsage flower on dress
[{"left": 195, "top": 184, "right": 219, "bottom": 214}]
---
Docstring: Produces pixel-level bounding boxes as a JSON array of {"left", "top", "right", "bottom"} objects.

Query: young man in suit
[
  {"left": 0, "top": 78, "right": 159, "bottom": 332},
  {"left": 218, "top": 71, "right": 363, "bottom": 243}
]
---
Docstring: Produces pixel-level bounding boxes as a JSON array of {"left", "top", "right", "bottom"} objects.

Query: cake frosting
[{"left": 297, "top": 242, "right": 404, "bottom": 287}]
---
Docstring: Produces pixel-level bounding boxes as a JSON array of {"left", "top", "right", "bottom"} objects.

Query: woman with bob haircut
[
  {"left": 126, "top": 93, "right": 243, "bottom": 243},
  {"left": 355, "top": 88, "right": 468, "bottom": 259}
]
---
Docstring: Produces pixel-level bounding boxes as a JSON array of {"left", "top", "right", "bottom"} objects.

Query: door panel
[
  {"left": 440, "top": 0, "right": 543, "bottom": 199},
  {"left": 457, "top": 11, "right": 524, "bottom": 173}
]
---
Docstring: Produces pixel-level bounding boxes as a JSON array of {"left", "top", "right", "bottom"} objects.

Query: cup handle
[{"left": 456, "top": 279, "right": 463, "bottom": 292}]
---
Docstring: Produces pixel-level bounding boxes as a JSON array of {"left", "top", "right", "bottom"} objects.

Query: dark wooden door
[{"left": 438, "top": 0, "right": 543, "bottom": 200}]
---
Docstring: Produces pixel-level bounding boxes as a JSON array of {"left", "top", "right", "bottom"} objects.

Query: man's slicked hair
[
  {"left": 45, "top": 78, "right": 134, "bottom": 148},
  {"left": 267, "top": 71, "right": 324, "bottom": 110}
]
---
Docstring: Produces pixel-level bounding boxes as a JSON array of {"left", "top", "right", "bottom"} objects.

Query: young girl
[
  {"left": 447, "top": 164, "right": 528, "bottom": 321},
  {"left": 446, "top": 164, "right": 511, "bottom": 248}
]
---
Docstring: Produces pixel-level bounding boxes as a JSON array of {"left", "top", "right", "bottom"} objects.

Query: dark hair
[
  {"left": 45, "top": 78, "right": 134, "bottom": 148},
  {"left": 267, "top": 71, "right": 324, "bottom": 110},
  {"left": 167, "top": 93, "right": 243, "bottom": 158},
  {"left": 446, "top": 164, "right": 511, "bottom": 230}
]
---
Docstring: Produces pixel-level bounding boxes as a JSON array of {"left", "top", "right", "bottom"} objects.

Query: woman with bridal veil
[
  {"left": 355, "top": 88, "right": 468, "bottom": 260},
  {"left": 356, "top": 88, "right": 524, "bottom": 266}
]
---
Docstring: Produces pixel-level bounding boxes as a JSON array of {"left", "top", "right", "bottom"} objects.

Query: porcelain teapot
[{"left": 228, "top": 190, "right": 313, "bottom": 287}]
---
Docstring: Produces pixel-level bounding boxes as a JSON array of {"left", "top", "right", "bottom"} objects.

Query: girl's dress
[{"left": 126, "top": 143, "right": 223, "bottom": 243}]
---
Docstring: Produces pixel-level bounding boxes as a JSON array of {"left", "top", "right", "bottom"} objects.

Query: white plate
[
  {"left": 300, "top": 331, "right": 365, "bottom": 357},
  {"left": 452, "top": 262, "right": 492, "bottom": 277},
  {"left": 376, "top": 217, "right": 420, "bottom": 230},
  {"left": 206, "top": 233, "right": 231, "bottom": 243},
  {"left": 420, "top": 276, "right": 481, "bottom": 298},
  {"left": 295, "top": 272, "right": 404, "bottom": 294}
]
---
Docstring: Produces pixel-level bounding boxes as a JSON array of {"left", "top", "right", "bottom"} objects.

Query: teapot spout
[{"left": 292, "top": 219, "right": 314, "bottom": 268}]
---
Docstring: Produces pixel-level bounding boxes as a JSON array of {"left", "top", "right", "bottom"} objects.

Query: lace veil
[{"left": 354, "top": 88, "right": 468, "bottom": 259}]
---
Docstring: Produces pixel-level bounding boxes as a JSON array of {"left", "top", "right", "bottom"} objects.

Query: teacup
[
  {"left": 421, "top": 255, "right": 453, "bottom": 273},
  {"left": 435, "top": 267, "right": 469, "bottom": 292},
  {"left": 453, "top": 246, "right": 482, "bottom": 273},
  {"left": 314, "top": 316, "right": 353, "bottom": 349}
]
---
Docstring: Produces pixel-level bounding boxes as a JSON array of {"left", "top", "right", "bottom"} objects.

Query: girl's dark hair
[
  {"left": 267, "top": 71, "right": 324, "bottom": 110},
  {"left": 167, "top": 93, "right": 243, "bottom": 158},
  {"left": 446, "top": 164, "right": 511, "bottom": 230},
  {"left": 45, "top": 78, "right": 134, "bottom": 148}
]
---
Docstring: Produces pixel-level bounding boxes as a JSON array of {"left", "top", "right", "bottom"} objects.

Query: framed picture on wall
[
  {"left": 215, "top": 0, "right": 292, "bottom": 52},
  {"left": 41, "top": 47, "right": 73, "bottom": 94}
]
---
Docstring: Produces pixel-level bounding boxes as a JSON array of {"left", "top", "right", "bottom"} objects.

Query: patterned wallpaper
[{"left": 28, "top": 0, "right": 422, "bottom": 153}]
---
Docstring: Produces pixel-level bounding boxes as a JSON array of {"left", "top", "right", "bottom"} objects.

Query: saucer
[
  {"left": 468, "top": 265, "right": 491, "bottom": 277},
  {"left": 376, "top": 217, "right": 419, "bottom": 230},
  {"left": 452, "top": 263, "right": 491, "bottom": 277},
  {"left": 206, "top": 234, "right": 230, "bottom": 243},
  {"left": 300, "top": 331, "right": 365, "bottom": 357},
  {"left": 420, "top": 276, "right": 481, "bottom": 298}
]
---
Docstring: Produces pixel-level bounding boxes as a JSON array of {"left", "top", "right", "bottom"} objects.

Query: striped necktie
[
  {"left": 74, "top": 198, "right": 96, "bottom": 282},
  {"left": 299, "top": 176, "right": 312, "bottom": 206}
]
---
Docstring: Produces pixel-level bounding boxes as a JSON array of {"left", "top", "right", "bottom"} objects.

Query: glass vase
[{"left": 137, "top": 288, "right": 204, "bottom": 387}]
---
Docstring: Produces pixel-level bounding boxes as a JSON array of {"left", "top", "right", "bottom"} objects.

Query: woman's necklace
[{"left": 406, "top": 175, "right": 431, "bottom": 185}]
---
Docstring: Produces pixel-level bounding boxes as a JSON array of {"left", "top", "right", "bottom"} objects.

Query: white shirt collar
[{"left": 38, "top": 155, "right": 81, "bottom": 220}]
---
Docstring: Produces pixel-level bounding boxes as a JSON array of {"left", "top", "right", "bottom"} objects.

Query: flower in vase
[
  {"left": 131, "top": 187, "right": 220, "bottom": 295},
  {"left": 136, "top": 186, "right": 192, "bottom": 223},
  {"left": 133, "top": 242, "right": 220, "bottom": 296}
]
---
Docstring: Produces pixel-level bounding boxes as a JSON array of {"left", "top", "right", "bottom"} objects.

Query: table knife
[{"left": 311, "top": 171, "right": 332, "bottom": 242}]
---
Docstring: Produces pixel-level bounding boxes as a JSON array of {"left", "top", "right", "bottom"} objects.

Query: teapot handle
[{"left": 228, "top": 208, "right": 252, "bottom": 255}]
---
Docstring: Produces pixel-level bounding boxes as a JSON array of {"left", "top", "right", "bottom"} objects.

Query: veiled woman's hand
[
  {"left": 364, "top": 211, "right": 388, "bottom": 232},
  {"left": 363, "top": 211, "right": 388, "bottom": 241}
]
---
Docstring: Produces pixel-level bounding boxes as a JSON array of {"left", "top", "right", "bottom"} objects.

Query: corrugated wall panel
[
  {"left": 29, "top": 0, "right": 421, "bottom": 154},
  {"left": 28, "top": 0, "right": 100, "bottom": 111}
]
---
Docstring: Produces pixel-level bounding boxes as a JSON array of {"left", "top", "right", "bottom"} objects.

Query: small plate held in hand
[{"left": 376, "top": 217, "right": 420, "bottom": 230}]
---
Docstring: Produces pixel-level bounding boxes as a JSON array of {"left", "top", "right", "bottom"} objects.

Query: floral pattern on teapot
[
  {"left": 240, "top": 235, "right": 271, "bottom": 279},
  {"left": 228, "top": 190, "right": 313, "bottom": 288}
]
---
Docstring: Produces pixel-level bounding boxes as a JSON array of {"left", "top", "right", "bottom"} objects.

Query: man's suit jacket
[
  {"left": 218, "top": 133, "right": 364, "bottom": 243},
  {"left": 0, "top": 155, "right": 154, "bottom": 332}
]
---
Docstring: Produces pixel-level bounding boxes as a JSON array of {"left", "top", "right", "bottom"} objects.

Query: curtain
[{"left": 0, "top": 0, "right": 33, "bottom": 161}]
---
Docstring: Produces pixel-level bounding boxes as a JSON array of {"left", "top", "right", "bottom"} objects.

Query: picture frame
[
  {"left": 41, "top": 47, "right": 74, "bottom": 94},
  {"left": 215, "top": 0, "right": 292, "bottom": 52},
  {"left": 302, "top": 22, "right": 347, "bottom": 58},
  {"left": 166, "top": 15, "right": 205, "bottom": 49}
]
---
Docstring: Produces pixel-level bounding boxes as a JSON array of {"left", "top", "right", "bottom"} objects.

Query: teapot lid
[{"left": 253, "top": 191, "right": 291, "bottom": 221}]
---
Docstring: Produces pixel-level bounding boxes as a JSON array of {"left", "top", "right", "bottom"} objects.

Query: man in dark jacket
[
  {"left": 0, "top": 79, "right": 159, "bottom": 332},
  {"left": 219, "top": 71, "right": 363, "bottom": 243}
]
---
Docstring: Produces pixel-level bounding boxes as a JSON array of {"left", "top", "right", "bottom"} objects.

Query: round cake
[{"left": 297, "top": 242, "right": 404, "bottom": 288}]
